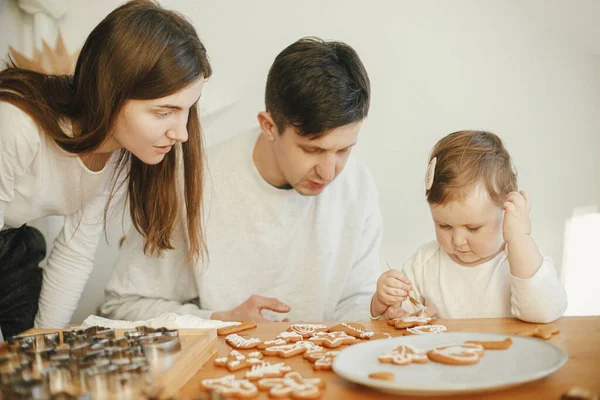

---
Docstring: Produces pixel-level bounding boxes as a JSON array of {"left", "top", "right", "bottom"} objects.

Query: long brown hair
[
  {"left": 0, "top": 0, "right": 211, "bottom": 262},
  {"left": 426, "top": 130, "right": 517, "bottom": 207}
]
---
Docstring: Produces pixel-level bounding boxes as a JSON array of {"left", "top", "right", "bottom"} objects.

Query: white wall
[
  {"left": 4, "top": 0, "right": 600, "bottom": 321},
  {"left": 0, "top": 0, "right": 25, "bottom": 59}
]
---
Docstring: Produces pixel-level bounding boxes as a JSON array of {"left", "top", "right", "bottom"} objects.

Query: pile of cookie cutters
[{"left": 0, "top": 325, "right": 181, "bottom": 399}]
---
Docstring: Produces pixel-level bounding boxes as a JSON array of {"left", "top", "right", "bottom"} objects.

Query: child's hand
[
  {"left": 384, "top": 303, "right": 409, "bottom": 320},
  {"left": 376, "top": 270, "right": 413, "bottom": 307},
  {"left": 503, "top": 190, "right": 532, "bottom": 243}
]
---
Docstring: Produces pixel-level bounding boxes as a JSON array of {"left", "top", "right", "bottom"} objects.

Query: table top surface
[{"left": 180, "top": 316, "right": 600, "bottom": 400}]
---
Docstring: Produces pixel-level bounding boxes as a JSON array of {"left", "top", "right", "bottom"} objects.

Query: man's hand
[{"left": 211, "top": 294, "right": 291, "bottom": 322}]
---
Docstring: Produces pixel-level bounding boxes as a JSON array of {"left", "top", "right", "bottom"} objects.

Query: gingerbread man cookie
[
  {"left": 214, "top": 350, "right": 263, "bottom": 371},
  {"left": 328, "top": 322, "right": 367, "bottom": 338},
  {"left": 378, "top": 344, "right": 428, "bottom": 365},
  {"left": 406, "top": 324, "right": 447, "bottom": 335},
  {"left": 276, "top": 331, "right": 304, "bottom": 343},
  {"left": 427, "top": 343, "right": 485, "bottom": 365},
  {"left": 225, "top": 333, "right": 262, "bottom": 350},
  {"left": 308, "top": 331, "right": 357, "bottom": 348},
  {"left": 261, "top": 341, "right": 322, "bottom": 358},
  {"left": 200, "top": 375, "right": 258, "bottom": 398},
  {"left": 287, "top": 324, "right": 329, "bottom": 338},
  {"left": 303, "top": 348, "right": 340, "bottom": 371},
  {"left": 518, "top": 324, "right": 560, "bottom": 340},
  {"left": 245, "top": 362, "right": 293, "bottom": 381},
  {"left": 359, "top": 331, "right": 392, "bottom": 340},
  {"left": 257, "top": 338, "right": 288, "bottom": 350},
  {"left": 387, "top": 316, "right": 432, "bottom": 330},
  {"left": 257, "top": 371, "right": 325, "bottom": 399}
]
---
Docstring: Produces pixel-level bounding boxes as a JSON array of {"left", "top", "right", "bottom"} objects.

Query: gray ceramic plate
[{"left": 332, "top": 332, "right": 567, "bottom": 396}]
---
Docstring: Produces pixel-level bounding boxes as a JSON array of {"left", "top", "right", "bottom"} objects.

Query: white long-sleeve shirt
[
  {"left": 0, "top": 101, "right": 119, "bottom": 328},
  {"left": 399, "top": 241, "right": 568, "bottom": 323},
  {"left": 101, "top": 128, "right": 382, "bottom": 322}
]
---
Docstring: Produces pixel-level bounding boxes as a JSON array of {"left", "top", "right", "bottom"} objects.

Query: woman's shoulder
[{"left": 0, "top": 101, "right": 42, "bottom": 152}]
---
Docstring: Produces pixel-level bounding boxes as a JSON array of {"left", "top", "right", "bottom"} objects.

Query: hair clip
[{"left": 425, "top": 157, "right": 437, "bottom": 190}]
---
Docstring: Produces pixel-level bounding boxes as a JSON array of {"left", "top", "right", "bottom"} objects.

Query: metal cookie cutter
[
  {"left": 8, "top": 332, "right": 60, "bottom": 352},
  {"left": 139, "top": 335, "right": 182, "bottom": 373}
]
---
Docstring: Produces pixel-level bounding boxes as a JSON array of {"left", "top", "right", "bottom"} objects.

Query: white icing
[
  {"left": 226, "top": 333, "right": 261, "bottom": 348},
  {"left": 258, "top": 372, "right": 322, "bottom": 397},
  {"left": 309, "top": 332, "right": 355, "bottom": 345},
  {"left": 289, "top": 324, "right": 328, "bottom": 335},
  {"left": 341, "top": 322, "right": 365, "bottom": 334},
  {"left": 379, "top": 344, "right": 428, "bottom": 365},
  {"left": 399, "top": 316, "right": 431, "bottom": 323},
  {"left": 201, "top": 375, "right": 257, "bottom": 395},
  {"left": 431, "top": 344, "right": 484, "bottom": 362},
  {"left": 406, "top": 324, "right": 447, "bottom": 335},
  {"left": 246, "top": 362, "right": 292, "bottom": 379}
]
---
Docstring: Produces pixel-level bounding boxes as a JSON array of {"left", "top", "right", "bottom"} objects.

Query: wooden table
[{"left": 180, "top": 317, "right": 600, "bottom": 399}]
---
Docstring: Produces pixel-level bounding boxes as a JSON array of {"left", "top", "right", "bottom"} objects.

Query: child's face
[{"left": 429, "top": 185, "right": 505, "bottom": 267}]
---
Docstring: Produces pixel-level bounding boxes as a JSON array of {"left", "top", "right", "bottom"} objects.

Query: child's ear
[{"left": 257, "top": 111, "right": 279, "bottom": 141}]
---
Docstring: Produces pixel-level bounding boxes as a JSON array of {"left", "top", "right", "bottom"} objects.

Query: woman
[{"left": 0, "top": 0, "right": 210, "bottom": 337}]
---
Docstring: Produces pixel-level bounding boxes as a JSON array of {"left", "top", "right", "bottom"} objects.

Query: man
[{"left": 101, "top": 37, "right": 382, "bottom": 322}]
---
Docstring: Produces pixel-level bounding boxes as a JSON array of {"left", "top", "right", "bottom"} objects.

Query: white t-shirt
[
  {"left": 399, "top": 241, "right": 567, "bottom": 323},
  {"left": 0, "top": 101, "right": 119, "bottom": 328},
  {"left": 101, "top": 129, "right": 383, "bottom": 321}
]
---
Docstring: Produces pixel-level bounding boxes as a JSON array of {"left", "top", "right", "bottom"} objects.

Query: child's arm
[
  {"left": 503, "top": 190, "right": 543, "bottom": 278},
  {"left": 509, "top": 257, "right": 567, "bottom": 323},
  {"left": 504, "top": 190, "right": 567, "bottom": 322}
]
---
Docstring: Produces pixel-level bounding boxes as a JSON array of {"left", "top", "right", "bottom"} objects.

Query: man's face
[{"left": 270, "top": 121, "right": 362, "bottom": 196}]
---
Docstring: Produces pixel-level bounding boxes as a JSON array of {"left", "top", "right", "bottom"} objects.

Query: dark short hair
[{"left": 265, "top": 36, "right": 370, "bottom": 138}]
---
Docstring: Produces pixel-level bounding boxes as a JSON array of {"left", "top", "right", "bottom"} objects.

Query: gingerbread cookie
[
  {"left": 406, "top": 324, "right": 447, "bottom": 335},
  {"left": 465, "top": 337, "right": 513, "bottom": 350},
  {"left": 388, "top": 316, "right": 432, "bottom": 330},
  {"left": 359, "top": 331, "right": 392, "bottom": 340},
  {"left": 225, "top": 334, "right": 262, "bottom": 350},
  {"left": 517, "top": 324, "right": 560, "bottom": 340},
  {"left": 287, "top": 324, "right": 329, "bottom": 338},
  {"left": 534, "top": 325, "right": 560, "bottom": 340},
  {"left": 303, "top": 348, "right": 339, "bottom": 371},
  {"left": 261, "top": 341, "right": 321, "bottom": 358},
  {"left": 217, "top": 320, "right": 258, "bottom": 336},
  {"left": 257, "top": 371, "right": 325, "bottom": 399},
  {"left": 245, "top": 362, "right": 293, "bottom": 381},
  {"left": 200, "top": 375, "right": 258, "bottom": 398},
  {"left": 560, "top": 386, "right": 598, "bottom": 400},
  {"left": 368, "top": 372, "right": 396, "bottom": 382},
  {"left": 257, "top": 338, "right": 288, "bottom": 350},
  {"left": 256, "top": 332, "right": 304, "bottom": 350},
  {"left": 308, "top": 331, "right": 357, "bottom": 348},
  {"left": 427, "top": 343, "right": 485, "bottom": 365},
  {"left": 328, "top": 322, "right": 367, "bottom": 338},
  {"left": 214, "top": 350, "right": 263, "bottom": 371},
  {"left": 378, "top": 344, "right": 428, "bottom": 365},
  {"left": 276, "top": 331, "right": 304, "bottom": 343}
]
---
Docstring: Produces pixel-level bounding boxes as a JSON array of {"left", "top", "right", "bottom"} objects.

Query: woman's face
[{"left": 110, "top": 78, "right": 205, "bottom": 164}]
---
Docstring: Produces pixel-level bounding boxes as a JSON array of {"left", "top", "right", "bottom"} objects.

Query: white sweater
[
  {"left": 399, "top": 241, "right": 568, "bottom": 323},
  {"left": 101, "top": 129, "right": 382, "bottom": 322},
  {"left": 0, "top": 101, "right": 119, "bottom": 328}
]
